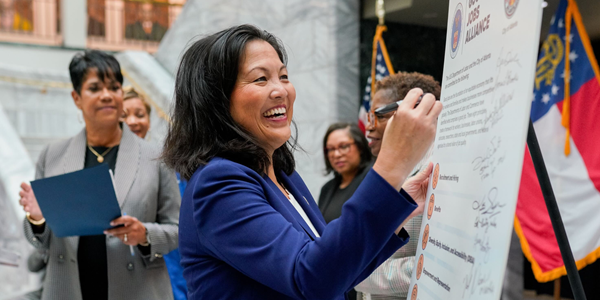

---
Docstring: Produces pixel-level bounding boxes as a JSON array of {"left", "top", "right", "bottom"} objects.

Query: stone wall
[{"left": 0, "top": 101, "right": 38, "bottom": 299}]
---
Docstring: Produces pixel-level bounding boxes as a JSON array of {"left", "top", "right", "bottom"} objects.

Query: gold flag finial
[{"left": 376, "top": 0, "right": 385, "bottom": 25}]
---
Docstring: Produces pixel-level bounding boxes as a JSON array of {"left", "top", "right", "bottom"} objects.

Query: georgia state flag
[{"left": 516, "top": 0, "right": 600, "bottom": 283}]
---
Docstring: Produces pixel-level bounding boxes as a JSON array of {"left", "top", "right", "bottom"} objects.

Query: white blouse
[{"left": 286, "top": 192, "right": 320, "bottom": 238}]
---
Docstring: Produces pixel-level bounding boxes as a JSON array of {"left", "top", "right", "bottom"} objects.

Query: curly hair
[{"left": 374, "top": 71, "right": 441, "bottom": 102}]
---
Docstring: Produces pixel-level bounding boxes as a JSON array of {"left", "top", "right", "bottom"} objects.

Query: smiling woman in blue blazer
[{"left": 162, "top": 25, "right": 443, "bottom": 300}]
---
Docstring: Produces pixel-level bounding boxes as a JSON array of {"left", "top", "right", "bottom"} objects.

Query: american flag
[{"left": 358, "top": 25, "right": 395, "bottom": 133}]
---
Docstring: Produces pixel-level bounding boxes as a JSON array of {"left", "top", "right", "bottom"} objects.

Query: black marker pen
[{"left": 374, "top": 95, "right": 439, "bottom": 116}]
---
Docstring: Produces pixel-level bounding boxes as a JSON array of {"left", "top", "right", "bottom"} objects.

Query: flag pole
[
  {"left": 527, "top": 119, "right": 587, "bottom": 300},
  {"left": 371, "top": 0, "right": 386, "bottom": 96},
  {"left": 376, "top": 0, "right": 385, "bottom": 25}
]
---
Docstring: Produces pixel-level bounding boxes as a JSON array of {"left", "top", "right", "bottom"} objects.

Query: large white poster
[{"left": 408, "top": 1, "right": 544, "bottom": 299}]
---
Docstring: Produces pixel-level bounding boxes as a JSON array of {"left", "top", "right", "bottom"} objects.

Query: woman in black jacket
[{"left": 318, "top": 123, "right": 373, "bottom": 224}]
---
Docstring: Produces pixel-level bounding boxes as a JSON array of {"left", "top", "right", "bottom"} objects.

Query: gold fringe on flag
[
  {"left": 370, "top": 25, "right": 395, "bottom": 98},
  {"left": 561, "top": 0, "right": 573, "bottom": 156}
]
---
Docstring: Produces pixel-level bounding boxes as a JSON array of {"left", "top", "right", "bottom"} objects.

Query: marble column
[
  {"left": 0, "top": 102, "right": 38, "bottom": 299},
  {"left": 61, "top": 0, "right": 87, "bottom": 48},
  {"left": 105, "top": 0, "right": 125, "bottom": 44},
  {"left": 32, "top": 0, "right": 58, "bottom": 38},
  {"left": 155, "top": 0, "right": 361, "bottom": 196}
]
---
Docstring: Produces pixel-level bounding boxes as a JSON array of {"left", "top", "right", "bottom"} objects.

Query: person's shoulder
[
  {"left": 191, "top": 157, "right": 262, "bottom": 183},
  {"left": 125, "top": 22, "right": 140, "bottom": 30},
  {"left": 320, "top": 176, "right": 337, "bottom": 192},
  {"left": 43, "top": 135, "right": 78, "bottom": 159},
  {"left": 317, "top": 176, "right": 337, "bottom": 202},
  {"left": 203, "top": 157, "right": 257, "bottom": 174},
  {"left": 133, "top": 135, "right": 164, "bottom": 162},
  {"left": 186, "top": 157, "right": 266, "bottom": 197},
  {"left": 36, "top": 133, "right": 83, "bottom": 172},
  {"left": 45, "top": 136, "right": 72, "bottom": 152},
  {"left": 356, "top": 160, "right": 375, "bottom": 180},
  {"left": 137, "top": 137, "right": 160, "bottom": 154}
]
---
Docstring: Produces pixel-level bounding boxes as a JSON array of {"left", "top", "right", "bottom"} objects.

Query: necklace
[
  {"left": 278, "top": 181, "right": 290, "bottom": 199},
  {"left": 87, "top": 144, "right": 114, "bottom": 163}
]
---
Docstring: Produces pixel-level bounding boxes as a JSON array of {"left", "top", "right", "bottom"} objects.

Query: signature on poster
[
  {"left": 483, "top": 90, "right": 514, "bottom": 128},
  {"left": 463, "top": 264, "right": 494, "bottom": 297},
  {"left": 480, "top": 48, "right": 520, "bottom": 130},
  {"left": 472, "top": 187, "right": 506, "bottom": 262},
  {"left": 495, "top": 48, "right": 521, "bottom": 89},
  {"left": 496, "top": 47, "right": 521, "bottom": 69},
  {"left": 472, "top": 136, "right": 506, "bottom": 180},
  {"left": 472, "top": 187, "right": 506, "bottom": 217},
  {"left": 474, "top": 232, "right": 492, "bottom": 263}
]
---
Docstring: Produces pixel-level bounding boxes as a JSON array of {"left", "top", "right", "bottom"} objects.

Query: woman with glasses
[
  {"left": 318, "top": 122, "right": 373, "bottom": 300},
  {"left": 318, "top": 123, "right": 373, "bottom": 224},
  {"left": 357, "top": 71, "right": 441, "bottom": 300}
]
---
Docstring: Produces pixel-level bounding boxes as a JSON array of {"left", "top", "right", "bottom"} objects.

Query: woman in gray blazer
[{"left": 17, "top": 50, "right": 180, "bottom": 300}]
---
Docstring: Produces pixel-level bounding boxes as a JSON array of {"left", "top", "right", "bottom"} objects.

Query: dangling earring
[{"left": 77, "top": 111, "right": 83, "bottom": 124}]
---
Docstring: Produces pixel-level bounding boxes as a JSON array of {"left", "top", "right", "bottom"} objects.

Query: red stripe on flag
[
  {"left": 517, "top": 149, "right": 563, "bottom": 273},
  {"left": 557, "top": 79, "right": 600, "bottom": 194},
  {"left": 358, "top": 120, "right": 366, "bottom": 134}
]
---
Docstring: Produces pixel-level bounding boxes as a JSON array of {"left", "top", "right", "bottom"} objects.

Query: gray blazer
[{"left": 23, "top": 125, "right": 180, "bottom": 300}]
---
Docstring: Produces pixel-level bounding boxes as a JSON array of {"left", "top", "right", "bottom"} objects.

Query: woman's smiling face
[
  {"left": 229, "top": 40, "right": 296, "bottom": 155},
  {"left": 326, "top": 129, "right": 361, "bottom": 177},
  {"left": 122, "top": 97, "right": 150, "bottom": 138}
]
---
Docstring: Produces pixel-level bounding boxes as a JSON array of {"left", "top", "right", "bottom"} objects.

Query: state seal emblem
[
  {"left": 450, "top": 3, "right": 463, "bottom": 59},
  {"left": 505, "top": 0, "right": 519, "bottom": 18}
]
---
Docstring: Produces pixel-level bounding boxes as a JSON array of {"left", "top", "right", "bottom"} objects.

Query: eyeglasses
[
  {"left": 325, "top": 143, "right": 355, "bottom": 156},
  {"left": 367, "top": 109, "right": 394, "bottom": 128}
]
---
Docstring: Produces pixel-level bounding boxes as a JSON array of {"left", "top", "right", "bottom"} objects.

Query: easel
[{"left": 526, "top": 120, "right": 587, "bottom": 300}]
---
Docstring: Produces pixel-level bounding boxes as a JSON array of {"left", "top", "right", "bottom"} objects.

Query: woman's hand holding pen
[{"left": 105, "top": 215, "right": 147, "bottom": 246}]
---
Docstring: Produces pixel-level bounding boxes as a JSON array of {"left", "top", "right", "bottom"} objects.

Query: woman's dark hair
[
  {"left": 162, "top": 24, "right": 297, "bottom": 180},
  {"left": 69, "top": 50, "right": 123, "bottom": 94},
  {"left": 322, "top": 122, "right": 372, "bottom": 176}
]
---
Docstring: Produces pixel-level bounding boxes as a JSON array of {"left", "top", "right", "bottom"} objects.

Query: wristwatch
[{"left": 140, "top": 228, "right": 151, "bottom": 247}]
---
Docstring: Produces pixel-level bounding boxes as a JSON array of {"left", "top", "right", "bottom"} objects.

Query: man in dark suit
[{"left": 125, "top": 3, "right": 167, "bottom": 42}]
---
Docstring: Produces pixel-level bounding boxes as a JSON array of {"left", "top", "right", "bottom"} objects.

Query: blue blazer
[{"left": 179, "top": 158, "right": 417, "bottom": 300}]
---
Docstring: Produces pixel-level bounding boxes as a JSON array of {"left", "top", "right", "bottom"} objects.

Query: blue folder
[{"left": 30, "top": 164, "right": 122, "bottom": 237}]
